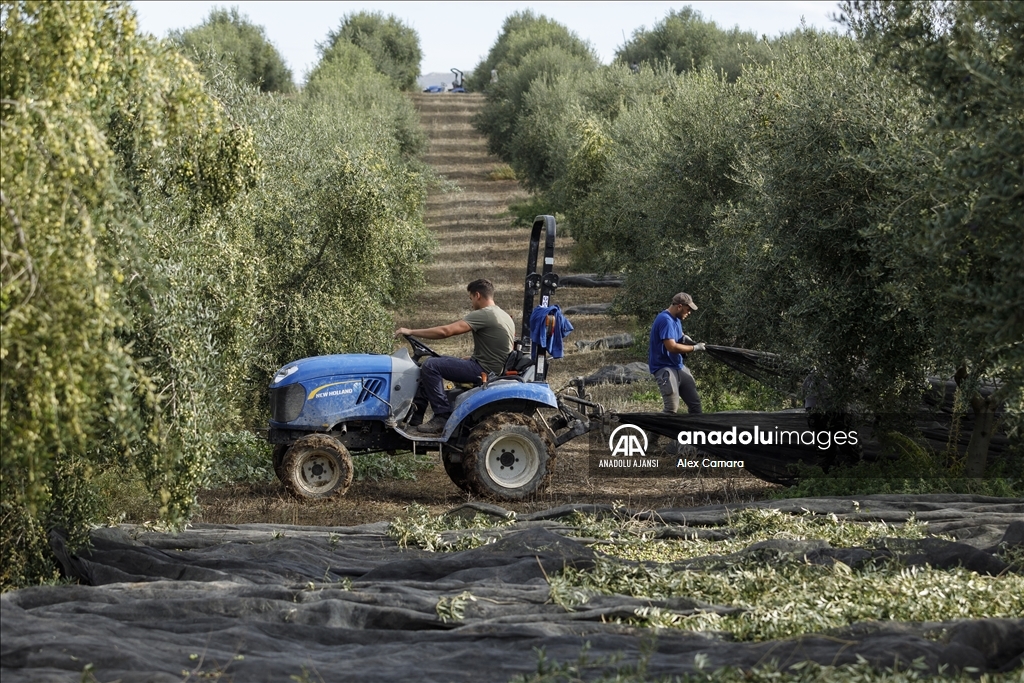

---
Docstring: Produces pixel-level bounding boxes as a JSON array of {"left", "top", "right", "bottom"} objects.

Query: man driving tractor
[{"left": 395, "top": 278, "right": 515, "bottom": 433}]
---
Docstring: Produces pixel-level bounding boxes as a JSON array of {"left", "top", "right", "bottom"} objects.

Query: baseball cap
[{"left": 671, "top": 292, "right": 698, "bottom": 311}]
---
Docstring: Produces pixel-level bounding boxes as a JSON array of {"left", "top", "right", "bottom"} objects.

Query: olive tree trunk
[{"left": 965, "top": 392, "right": 1000, "bottom": 478}]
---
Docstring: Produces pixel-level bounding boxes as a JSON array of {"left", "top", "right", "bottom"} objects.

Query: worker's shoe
[
  {"left": 406, "top": 402, "right": 427, "bottom": 427},
  {"left": 416, "top": 415, "right": 449, "bottom": 434}
]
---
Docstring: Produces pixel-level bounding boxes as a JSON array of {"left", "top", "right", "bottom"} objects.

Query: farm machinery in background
[
  {"left": 267, "top": 216, "right": 603, "bottom": 501},
  {"left": 450, "top": 68, "right": 465, "bottom": 92},
  {"left": 422, "top": 68, "right": 466, "bottom": 93}
]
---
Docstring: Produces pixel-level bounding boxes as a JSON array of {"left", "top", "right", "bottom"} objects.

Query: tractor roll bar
[{"left": 520, "top": 215, "right": 557, "bottom": 354}]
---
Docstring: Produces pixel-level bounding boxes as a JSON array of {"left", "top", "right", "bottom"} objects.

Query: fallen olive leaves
[{"left": 392, "top": 503, "right": 1022, "bottom": 644}]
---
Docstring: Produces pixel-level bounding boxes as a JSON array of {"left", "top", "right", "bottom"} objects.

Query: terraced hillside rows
[
  {"left": 399, "top": 93, "right": 530, "bottom": 355},
  {"left": 402, "top": 93, "right": 619, "bottom": 362}
]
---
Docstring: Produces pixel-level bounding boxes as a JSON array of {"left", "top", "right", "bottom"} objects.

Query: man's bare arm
[
  {"left": 395, "top": 320, "right": 472, "bottom": 339},
  {"left": 663, "top": 338, "right": 699, "bottom": 354}
]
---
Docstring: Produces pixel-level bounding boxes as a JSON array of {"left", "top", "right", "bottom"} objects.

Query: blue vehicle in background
[{"left": 268, "top": 216, "right": 600, "bottom": 501}]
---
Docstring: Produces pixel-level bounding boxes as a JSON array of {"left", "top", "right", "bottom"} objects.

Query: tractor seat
[{"left": 500, "top": 348, "right": 534, "bottom": 378}]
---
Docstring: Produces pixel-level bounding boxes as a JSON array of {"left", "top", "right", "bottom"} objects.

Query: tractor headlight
[{"left": 272, "top": 365, "right": 298, "bottom": 385}]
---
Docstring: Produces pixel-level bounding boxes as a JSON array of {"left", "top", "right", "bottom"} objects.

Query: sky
[{"left": 131, "top": 1, "right": 845, "bottom": 82}]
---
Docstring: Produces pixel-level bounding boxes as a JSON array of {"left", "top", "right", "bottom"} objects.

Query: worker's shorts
[{"left": 654, "top": 366, "right": 702, "bottom": 414}]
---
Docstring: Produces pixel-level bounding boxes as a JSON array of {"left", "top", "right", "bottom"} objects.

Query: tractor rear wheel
[
  {"left": 463, "top": 413, "right": 554, "bottom": 500},
  {"left": 282, "top": 434, "right": 354, "bottom": 499}
]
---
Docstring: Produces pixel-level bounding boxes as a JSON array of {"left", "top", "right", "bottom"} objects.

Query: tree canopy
[
  {"left": 470, "top": 12, "right": 599, "bottom": 164},
  {"left": 170, "top": 6, "right": 294, "bottom": 93},
  {"left": 616, "top": 5, "right": 772, "bottom": 81},
  {"left": 322, "top": 11, "right": 421, "bottom": 91},
  {"left": 467, "top": 10, "right": 598, "bottom": 92}
]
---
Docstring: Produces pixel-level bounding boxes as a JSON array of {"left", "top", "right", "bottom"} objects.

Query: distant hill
[{"left": 417, "top": 70, "right": 472, "bottom": 91}]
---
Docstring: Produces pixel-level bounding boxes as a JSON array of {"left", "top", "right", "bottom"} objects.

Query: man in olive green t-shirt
[{"left": 395, "top": 279, "right": 514, "bottom": 433}]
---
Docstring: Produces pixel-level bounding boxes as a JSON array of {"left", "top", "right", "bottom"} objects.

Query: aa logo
[{"left": 608, "top": 425, "right": 648, "bottom": 457}]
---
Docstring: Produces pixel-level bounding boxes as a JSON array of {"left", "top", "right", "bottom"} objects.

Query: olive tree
[
  {"left": 170, "top": 6, "right": 294, "bottom": 93},
  {"left": 712, "top": 33, "right": 934, "bottom": 417},
  {"left": 2, "top": 0, "right": 259, "bottom": 587},
  {"left": 322, "top": 11, "right": 421, "bottom": 91},
  {"left": 616, "top": 5, "right": 773, "bottom": 82},
  {"left": 2, "top": 1, "right": 431, "bottom": 590},
  {"left": 468, "top": 10, "right": 598, "bottom": 92},
  {"left": 474, "top": 44, "right": 599, "bottom": 166}
]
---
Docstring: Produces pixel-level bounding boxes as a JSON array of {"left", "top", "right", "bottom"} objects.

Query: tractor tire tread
[
  {"left": 462, "top": 412, "right": 555, "bottom": 500},
  {"left": 281, "top": 433, "right": 354, "bottom": 499}
]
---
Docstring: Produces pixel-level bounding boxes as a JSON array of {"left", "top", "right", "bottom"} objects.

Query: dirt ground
[{"left": 196, "top": 93, "right": 778, "bottom": 527}]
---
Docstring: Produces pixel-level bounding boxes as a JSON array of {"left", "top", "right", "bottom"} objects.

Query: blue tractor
[{"left": 268, "top": 216, "right": 599, "bottom": 500}]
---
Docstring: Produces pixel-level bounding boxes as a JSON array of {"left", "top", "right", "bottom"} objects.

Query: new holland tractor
[{"left": 268, "top": 216, "right": 601, "bottom": 501}]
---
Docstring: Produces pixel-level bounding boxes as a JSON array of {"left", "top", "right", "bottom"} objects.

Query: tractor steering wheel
[{"left": 403, "top": 334, "right": 441, "bottom": 363}]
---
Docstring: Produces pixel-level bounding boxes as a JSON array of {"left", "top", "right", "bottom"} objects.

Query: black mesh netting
[
  {"left": 2, "top": 496, "right": 1021, "bottom": 682},
  {"left": 704, "top": 344, "right": 801, "bottom": 394},
  {"left": 703, "top": 346, "right": 1002, "bottom": 414}
]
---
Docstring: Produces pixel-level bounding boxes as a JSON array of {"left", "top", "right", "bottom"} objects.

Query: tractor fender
[{"left": 442, "top": 381, "right": 557, "bottom": 439}]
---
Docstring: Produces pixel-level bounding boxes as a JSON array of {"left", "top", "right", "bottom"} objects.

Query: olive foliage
[
  {"left": 170, "top": 6, "right": 294, "bottom": 93},
  {"left": 616, "top": 5, "right": 773, "bottom": 81},
  {"left": 241, "top": 43, "right": 430, "bottom": 380},
  {"left": 467, "top": 10, "right": 598, "bottom": 92},
  {"left": 322, "top": 11, "right": 422, "bottom": 91},
  {"left": 842, "top": 0, "right": 1024, "bottom": 473},
  {"left": 470, "top": 12, "right": 599, "bottom": 165},
  {"left": 1, "top": 1, "right": 429, "bottom": 588}
]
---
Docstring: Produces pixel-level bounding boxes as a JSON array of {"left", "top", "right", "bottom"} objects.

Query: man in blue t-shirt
[{"left": 648, "top": 292, "right": 706, "bottom": 413}]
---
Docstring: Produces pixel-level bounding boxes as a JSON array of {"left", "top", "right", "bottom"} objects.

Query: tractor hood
[{"left": 270, "top": 354, "right": 392, "bottom": 388}]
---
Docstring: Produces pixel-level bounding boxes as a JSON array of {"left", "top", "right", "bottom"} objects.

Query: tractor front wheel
[
  {"left": 463, "top": 413, "right": 554, "bottom": 500},
  {"left": 282, "top": 434, "right": 354, "bottom": 499}
]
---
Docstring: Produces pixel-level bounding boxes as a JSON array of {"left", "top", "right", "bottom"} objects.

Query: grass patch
[
  {"left": 776, "top": 433, "right": 1023, "bottom": 499},
  {"left": 488, "top": 163, "right": 517, "bottom": 181},
  {"left": 93, "top": 466, "right": 162, "bottom": 524},
  {"left": 629, "top": 388, "right": 661, "bottom": 402},
  {"left": 507, "top": 195, "right": 562, "bottom": 228},
  {"left": 204, "top": 431, "right": 275, "bottom": 488},
  {"left": 353, "top": 451, "right": 435, "bottom": 482}
]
